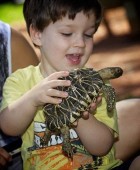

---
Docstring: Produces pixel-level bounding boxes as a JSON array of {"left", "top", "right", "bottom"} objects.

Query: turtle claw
[{"left": 62, "top": 143, "right": 75, "bottom": 158}]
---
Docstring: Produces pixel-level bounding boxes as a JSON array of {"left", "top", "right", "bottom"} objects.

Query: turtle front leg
[
  {"left": 60, "top": 125, "right": 74, "bottom": 158},
  {"left": 102, "top": 85, "right": 116, "bottom": 112}
]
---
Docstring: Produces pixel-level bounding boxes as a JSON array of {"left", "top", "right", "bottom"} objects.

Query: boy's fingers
[
  {"left": 47, "top": 71, "right": 69, "bottom": 80},
  {"left": 0, "top": 148, "right": 11, "bottom": 161},
  {"left": 81, "top": 111, "right": 89, "bottom": 120},
  {"left": 43, "top": 79, "right": 71, "bottom": 89},
  {"left": 97, "top": 95, "right": 102, "bottom": 104},
  {"left": 52, "top": 79, "right": 71, "bottom": 87},
  {"left": 46, "top": 89, "right": 68, "bottom": 98},
  {"left": 89, "top": 96, "right": 102, "bottom": 110},
  {"left": 0, "top": 156, "right": 7, "bottom": 166},
  {"left": 0, "top": 148, "right": 12, "bottom": 166}
]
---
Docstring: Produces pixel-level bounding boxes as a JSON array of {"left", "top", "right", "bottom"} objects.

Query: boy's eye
[
  {"left": 61, "top": 33, "right": 72, "bottom": 36},
  {"left": 84, "top": 34, "right": 93, "bottom": 38}
]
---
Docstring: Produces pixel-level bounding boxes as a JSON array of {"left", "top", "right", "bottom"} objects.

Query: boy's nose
[{"left": 73, "top": 35, "right": 85, "bottom": 48}]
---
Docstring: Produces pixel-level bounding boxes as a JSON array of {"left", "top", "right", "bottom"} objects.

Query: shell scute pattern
[{"left": 43, "top": 67, "right": 123, "bottom": 158}]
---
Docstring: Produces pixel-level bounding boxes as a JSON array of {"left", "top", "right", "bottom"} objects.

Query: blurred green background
[{"left": 0, "top": 2, "right": 24, "bottom": 25}]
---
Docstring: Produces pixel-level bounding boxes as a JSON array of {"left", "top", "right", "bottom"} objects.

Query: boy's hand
[
  {"left": 30, "top": 71, "right": 71, "bottom": 107},
  {"left": 82, "top": 96, "right": 102, "bottom": 119},
  {"left": 0, "top": 147, "right": 12, "bottom": 168},
  {"left": 73, "top": 96, "right": 102, "bottom": 126}
]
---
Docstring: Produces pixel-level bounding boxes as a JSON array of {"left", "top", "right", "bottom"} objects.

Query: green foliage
[{"left": 0, "top": 2, "right": 24, "bottom": 25}]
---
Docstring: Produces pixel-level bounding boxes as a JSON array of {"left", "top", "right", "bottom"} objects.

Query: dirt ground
[{"left": 86, "top": 33, "right": 140, "bottom": 101}]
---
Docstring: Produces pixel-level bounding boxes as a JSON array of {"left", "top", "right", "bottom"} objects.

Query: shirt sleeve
[
  {"left": 0, "top": 65, "right": 41, "bottom": 111},
  {"left": 0, "top": 70, "right": 28, "bottom": 111}
]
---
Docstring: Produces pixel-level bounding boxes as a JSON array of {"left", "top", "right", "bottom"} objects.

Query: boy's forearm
[
  {"left": 75, "top": 114, "right": 114, "bottom": 156},
  {"left": 0, "top": 91, "right": 37, "bottom": 136}
]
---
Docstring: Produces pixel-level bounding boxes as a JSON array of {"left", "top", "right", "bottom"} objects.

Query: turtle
[{"left": 43, "top": 67, "right": 123, "bottom": 158}]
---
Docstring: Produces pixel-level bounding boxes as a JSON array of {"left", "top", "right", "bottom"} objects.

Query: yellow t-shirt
[{"left": 1, "top": 65, "right": 122, "bottom": 170}]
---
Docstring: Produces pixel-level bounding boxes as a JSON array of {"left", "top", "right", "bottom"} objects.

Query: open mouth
[{"left": 66, "top": 54, "right": 82, "bottom": 65}]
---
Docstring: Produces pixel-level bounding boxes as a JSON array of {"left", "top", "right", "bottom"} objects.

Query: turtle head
[
  {"left": 113, "top": 67, "right": 123, "bottom": 78},
  {"left": 98, "top": 67, "right": 123, "bottom": 80}
]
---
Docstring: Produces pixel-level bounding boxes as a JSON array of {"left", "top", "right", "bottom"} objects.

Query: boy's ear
[{"left": 29, "top": 24, "right": 42, "bottom": 46}]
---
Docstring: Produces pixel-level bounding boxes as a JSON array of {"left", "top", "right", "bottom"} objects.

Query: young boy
[{"left": 0, "top": 0, "right": 129, "bottom": 169}]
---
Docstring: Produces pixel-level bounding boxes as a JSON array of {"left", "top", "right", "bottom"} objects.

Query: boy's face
[{"left": 33, "top": 12, "right": 96, "bottom": 75}]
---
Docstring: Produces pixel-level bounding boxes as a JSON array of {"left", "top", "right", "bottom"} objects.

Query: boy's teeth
[
  {"left": 67, "top": 54, "right": 79, "bottom": 59},
  {"left": 66, "top": 54, "right": 81, "bottom": 65}
]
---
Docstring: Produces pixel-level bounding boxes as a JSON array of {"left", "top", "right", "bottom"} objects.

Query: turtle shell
[{"left": 44, "top": 68, "right": 105, "bottom": 131}]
